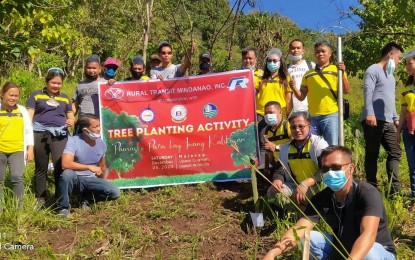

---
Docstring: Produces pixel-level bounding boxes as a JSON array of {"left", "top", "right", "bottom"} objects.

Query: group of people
[{"left": 0, "top": 38, "right": 414, "bottom": 258}]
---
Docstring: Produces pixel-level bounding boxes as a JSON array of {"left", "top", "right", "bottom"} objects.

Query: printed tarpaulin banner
[{"left": 99, "top": 70, "right": 258, "bottom": 188}]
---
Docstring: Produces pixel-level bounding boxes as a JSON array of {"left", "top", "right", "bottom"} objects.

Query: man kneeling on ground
[
  {"left": 57, "top": 114, "right": 120, "bottom": 218},
  {"left": 267, "top": 110, "right": 328, "bottom": 210},
  {"left": 264, "top": 145, "right": 396, "bottom": 260}
]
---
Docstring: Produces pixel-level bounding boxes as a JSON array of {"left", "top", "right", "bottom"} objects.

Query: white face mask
[
  {"left": 83, "top": 128, "right": 101, "bottom": 140},
  {"left": 387, "top": 58, "right": 396, "bottom": 75},
  {"left": 288, "top": 54, "right": 302, "bottom": 62}
]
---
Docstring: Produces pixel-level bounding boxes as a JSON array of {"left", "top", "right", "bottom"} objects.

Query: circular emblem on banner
[
  {"left": 171, "top": 105, "right": 187, "bottom": 123},
  {"left": 203, "top": 103, "right": 218, "bottom": 118},
  {"left": 139, "top": 108, "right": 156, "bottom": 123}
]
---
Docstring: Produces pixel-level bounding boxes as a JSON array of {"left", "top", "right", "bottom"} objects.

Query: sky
[{"left": 231, "top": 0, "right": 361, "bottom": 33}]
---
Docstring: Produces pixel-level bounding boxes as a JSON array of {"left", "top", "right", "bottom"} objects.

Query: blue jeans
[
  {"left": 306, "top": 231, "right": 396, "bottom": 260},
  {"left": 402, "top": 126, "right": 415, "bottom": 197},
  {"left": 58, "top": 169, "right": 120, "bottom": 209},
  {"left": 311, "top": 112, "right": 338, "bottom": 145}
]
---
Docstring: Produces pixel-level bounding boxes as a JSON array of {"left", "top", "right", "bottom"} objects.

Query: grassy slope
[{"left": 0, "top": 76, "right": 413, "bottom": 259}]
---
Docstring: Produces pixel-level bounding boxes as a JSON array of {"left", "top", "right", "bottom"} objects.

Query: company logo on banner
[
  {"left": 99, "top": 70, "right": 258, "bottom": 189},
  {"left": 104, "top": 87, "right": 125, "bottom": 100},
  {"left": 228, "top": 76, "right": 249, "bottom": 91}
]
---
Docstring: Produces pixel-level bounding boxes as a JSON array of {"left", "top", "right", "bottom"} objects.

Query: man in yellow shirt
[{"left": 289, "top": 40, "right": 350, "bottom": 145}]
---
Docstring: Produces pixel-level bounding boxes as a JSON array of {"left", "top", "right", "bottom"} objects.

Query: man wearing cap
[
  {"left": 289, "top": 40, "right": 350, "bottom": 145},
  {"left": 72, "top": 55, "right": 105, "bottom": 133},
  {"left": 198, "top": 53, "right": 212, "bottom": 75},
  {"left": 124, "top": 56, "right": 150, "bottom": 81},
  {"left": 149, "top": 54, "right": 161, "bottom": 70},
  {"left": 240, "top": 47, "right": 263, "bottom": 89},
  {"left": 287, "top": 39, "right": 315, "bottom": 112},
  {"left": 103, "top": 57, "right": 121, "bottom": 80}
]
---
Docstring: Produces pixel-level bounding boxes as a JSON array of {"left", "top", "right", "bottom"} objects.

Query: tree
[
  {"left": 227, "top": 123, "right": 257, "bottom": 166},
  {"left": 101, "top": 108, "right": 144, "bottom": 179}
]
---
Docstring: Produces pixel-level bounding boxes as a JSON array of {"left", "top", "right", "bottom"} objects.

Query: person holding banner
[
  {"left": 124, "top": 55, "right": 150, "bottom": 81},
  {"left": 150, "top": 41, "right": 194, "bottom": 80},
  {"left": 57, "top": 114, "right": 120, "bottom": 218},
  {"left": 289, "top": 39, "right": 350, "bottom": 145},
  {"left": 27, "top": 68, "right": 74, "bottom": 207},
  {"left": 256, "top": 48, "right": 292, "bottom": 170},
  {"left": 267, "top": 111, "right": 328, "bottom": 210},
  {"left": 264, "top": 145, "right": 396, "bottom": 260},
  {"left": 72, "top": 55, "right": 105, "bottom": 133}
]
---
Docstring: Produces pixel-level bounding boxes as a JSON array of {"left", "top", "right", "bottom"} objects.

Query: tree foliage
[
  {"left": 101, "top": 108, "right": 144, "bottom": 178},
  {"left": 227, "top": 123, "right": 257, "bottom": 166}
]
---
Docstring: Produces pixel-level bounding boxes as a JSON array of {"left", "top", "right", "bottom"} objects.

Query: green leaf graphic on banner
[
  {"left": 227, "top": 123, "right": 257, "bottom": 166},
  {"left": 102, "top": 108, "right": 144, "bottom": 178}
]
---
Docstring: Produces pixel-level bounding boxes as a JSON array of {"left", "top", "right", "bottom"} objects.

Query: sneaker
[
  {"left": 58, "top": 208, "right": 70, "bottom": 218},
  {"left": 35, "top": 197, "right": 46, "bottom": 210}
]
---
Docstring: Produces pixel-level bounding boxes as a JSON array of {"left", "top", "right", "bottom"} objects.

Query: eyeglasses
[
  {"left": 290, "top": 124, "right": 309, "bottom": 130},
  {"left": 47, "top": 67, "right": 64, "bottom": 76},
  {"left": 321, "top": 163, "right": 351, "bottom": 173},
  {"left": 267, "top": 59, "right": 279, "bottom": 63},
  {"left": 160, "top": 51, "right": 172, "bottom": 55}
]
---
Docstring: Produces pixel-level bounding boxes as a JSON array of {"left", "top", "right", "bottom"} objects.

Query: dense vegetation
[{"left": 0, "top": 0, "right": 414, "bottom": 258}]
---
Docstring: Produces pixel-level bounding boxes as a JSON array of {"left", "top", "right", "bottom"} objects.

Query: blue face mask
[
  {"left": 387, "top": 58, "right": 395, "bottom": 75},
  {"left": 105, "top": 68, "right": 116, "bottom": 78},
  {"left": 323, "top": 167, "right": 349, "bottom": 191},
  {"left": 267, "top": 61, "right": 280, "bottom": 72},
  {"left": 264, "top": 113, "right": 278, "bottom": 126}
]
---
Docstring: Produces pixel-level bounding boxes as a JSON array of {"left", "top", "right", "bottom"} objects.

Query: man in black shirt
[{"left": 264, "top": 145, "right": 396, "bottom": 260}]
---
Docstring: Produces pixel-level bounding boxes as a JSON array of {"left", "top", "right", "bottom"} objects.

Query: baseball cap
[
  {"left": 104, "top": 57, "right": 121, "bottom": 67},
  {"left": 199, "top": 53, "right": 211, "bottom": 61}
]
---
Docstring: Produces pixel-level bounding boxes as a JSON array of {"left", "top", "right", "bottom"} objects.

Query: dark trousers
[
  {"left": 34, "top": 132, "right": 68, "bottom": 198},
  {"left": 257, "top": 114, "right": 268, "bottom": 169},
  {"left": 362, "top": 121, "right": 402, "bottom": 193}
]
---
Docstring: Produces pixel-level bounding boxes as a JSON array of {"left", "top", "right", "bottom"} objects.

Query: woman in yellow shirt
[
  {"left": 0, "top": 82, "right": 34, "bottom": 207},
  {"left": 397, "top": 50, "right": 415, "bottom": 198}
]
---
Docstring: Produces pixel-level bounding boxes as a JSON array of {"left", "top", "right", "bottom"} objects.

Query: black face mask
[
  {"left": 131, "top": 70, "right": 143, "bottom": 79},
  {"left": 85, "top": 73, "right": 99, "bottom": 80},
  {"left": 199, "top": 62, "right": 210, "bottom": 71}
]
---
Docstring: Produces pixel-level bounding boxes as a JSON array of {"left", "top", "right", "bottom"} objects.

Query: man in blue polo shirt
[{"left": 57, "top": 114, "right": 119, "bottom": 218}]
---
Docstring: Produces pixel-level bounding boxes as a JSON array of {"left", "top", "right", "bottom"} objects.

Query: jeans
[
  {"left": 362, "top": 121, "right": 402, "bottom": 193},
  {"left": 0, "top": 151, "right": 24, "bottom": 203},
  {"left": 311, "top": 112, "right": 338, "bottom": 145},
  {"left": 402, "top": 126, "right": 415, "bottom": 197},
  {"left": 306, "top": 231, "right": 396, "bottom": 260},
  {"left": 58, "top": 169, "right": 120, "bottom": 209},
  {"left": 34, "top": 131, "right": 68, "bottom": 198}
]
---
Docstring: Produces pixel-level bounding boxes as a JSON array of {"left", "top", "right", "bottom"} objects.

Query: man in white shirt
[{"left": 287, "top": 39, "right": 315, "bottom": 112}]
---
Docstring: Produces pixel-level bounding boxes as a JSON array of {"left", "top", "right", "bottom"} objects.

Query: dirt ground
[{"left": 30, "top": 181, "right": 281, "bottom": 259}]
